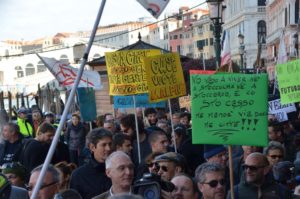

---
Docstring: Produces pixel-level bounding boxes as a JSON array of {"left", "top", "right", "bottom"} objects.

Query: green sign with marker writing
[
  {"left": 191, "top": 73, "right": 268, "bottom": 146},
  {"left": 276, "top": 59, "right": 300, "bottom": 104}
]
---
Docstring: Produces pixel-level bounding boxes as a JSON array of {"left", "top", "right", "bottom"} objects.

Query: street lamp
[
  {"left": 238, "top": 33, "right": 245, "bottom": 72},
  {"left": 207, "top": 0, "right": 224, "bottom": 68}
]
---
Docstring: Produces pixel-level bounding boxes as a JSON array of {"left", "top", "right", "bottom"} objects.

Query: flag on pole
[
  {"left": 37, "top": 55, "right": 102, "bottom": 90},
  {"left": 221, "top": 30, "right": 231, "bottom": 67},
  {"left": 137, "top": 0, "right": 170, "bottom": 19},
  {"left": 277, "top": 32, "right": 288, "bottom": 64}
]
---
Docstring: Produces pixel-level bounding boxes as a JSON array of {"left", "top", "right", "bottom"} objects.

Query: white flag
[
  {"left": 221, "top": 30, "right": 231, "bottom": 67},
  {"left": 37, "top": 55, "right": 102, "bottom": 90},
  {"left": 137, "top": 0, "right": 170, "bottom": 19},
  {"left": 277, "top": 32, "right": 288, "bottom": 64}
]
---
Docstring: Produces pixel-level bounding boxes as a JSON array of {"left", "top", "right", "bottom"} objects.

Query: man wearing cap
[
  {"left": 154, "top": 152, "right": 187, "bottom": 182},
  {"left": 204, "top": 145, "right": 228, "bottom": 167},
  {"left": 16, "top": 108, "right": 33, "bottom": 138}
]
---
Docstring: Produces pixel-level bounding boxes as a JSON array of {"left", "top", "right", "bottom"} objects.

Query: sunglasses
[
  {"left": 269, "top": 155, "right": 283, "bottom": 159},
  {"left": 156, "top": 164, "right": 168, "bottom": 172},
  {"left": 26, "top": 181, "right": 58, "bottom": 191},
  {"left": 242, "top": 164, "right": 265, "bottom": 171},
  {"left": 202, "top": 179, "right": 226, "bottom": 188},
  {"left": 147, "top": 163, "right": 155, "bottom": 168}
]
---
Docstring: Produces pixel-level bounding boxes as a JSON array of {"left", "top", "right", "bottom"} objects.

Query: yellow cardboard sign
[
  {"left": 105, "top": 50, "right": 161, "bottom": 95},
  {"left": 144, "top": 53, "right": 186, "bottom": 102}
]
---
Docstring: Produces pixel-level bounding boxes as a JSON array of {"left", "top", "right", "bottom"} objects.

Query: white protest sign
[{"left": 268, "top": 99, "right": 296, "bottom": 122}]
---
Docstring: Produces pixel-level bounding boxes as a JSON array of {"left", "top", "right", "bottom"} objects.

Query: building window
[
  {"left": 37, "top": 61, "right": 47, "bottom": 73},
  {"left": 60, "top": 55, "right": 69, "bottom": 64},
  {"left": 257, "top": 20, "right": 266, "bottom": 43},
  {"left": 174, "top": 35, "right": 178, "bottom": 39},
  {"left": 257, "top": 0, "right": 266, "bottom": 6},
  {"left": 25, "top": 63, "right": 35, "bottom": 76},
  {"left": 15, "top": 66, "right": 24, "bottom": 78}
]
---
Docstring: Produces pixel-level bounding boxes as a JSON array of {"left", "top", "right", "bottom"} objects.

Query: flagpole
[{"left": 30, "top": 1, "right": 107, "bottom": 198}]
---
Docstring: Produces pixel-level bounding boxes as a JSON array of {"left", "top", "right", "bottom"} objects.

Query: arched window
[
  {"left": 15, "top": 66, "right": 24, "bottom": 78},
  {"left": 60, "top": 55, "right": 69, "bottom": 64},
  {"left": 258, "top": 0, "right": 266, "bottom": 6},
  {"left": 37, "top": 61, "right": 47, "bottom": 72},
  {"left": 257, "top": 20, "right": 266, "bottom": 43},
  {"left": 25, "top": 63, "right": 35, "bottom": 76}
]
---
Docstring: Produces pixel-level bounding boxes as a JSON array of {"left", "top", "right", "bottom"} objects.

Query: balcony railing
[{"left": 257, "top": 6, "right": 266, "bottom": 12}]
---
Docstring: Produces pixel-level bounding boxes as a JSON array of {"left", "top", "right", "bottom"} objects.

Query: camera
[{"left": 133, "top": 173, "right": 175, "bottom": 199}]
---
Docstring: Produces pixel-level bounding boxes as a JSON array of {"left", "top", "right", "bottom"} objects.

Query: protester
[
  {"left": 0, "top": 123, "right": 25, "bottom": 166},
  {"left": 172, "top": 113, "right": 181, "bottom": 126},
  {"left": 272, "top": 161, "right": 294, "bottom": 186},
  {"left": 0, "top": 172, "right": 29, "bottom": 199},
  {"left": 179, "top": 112, "right": 191, "bottom": 128},
  {"left": 1, "top": 162, "right": 27, "bottom": 188},
  {"left": 268, "top": 121, "right": 285, "bottom": 143},
  {"left": 154, "top": 152, "right": 187, "bottom": 182},
  {"left": 70, "top": 128, "right": 112, "bottom": 199},
  {"left": 135, "top": 152, "right": 163, "bottom": 180},
  {"left": 65, "top": 113, "right": 86, "bottom": 166},
  {"left": 195, "top": 162, "right": 226, "bottom": 199},
  {"left": 16, "top": 107, "right": 33, "bottom": 138},
  {"left": 31, "top": 109, "right": 44, "bottom": 134},
  {"left": 148, "top": 131, "right": 169, "bottom": 154},
  {"left": 228, "top": 152, "right": 292, "bottom": 199},
  {"left": 20, "top": 122, "right": 56, "bottom": 172},
  {"left": 112, "top": 133, "right": 133, "bottom": 156},
  {"left": 204, "top": 145, "right": 228, "bottom": 167},
  {"left": 96, "top": 115, "right": 105, "bottom": 128},
  {"left": 28, "top": 164, "right": 61, "bottom": 199},
  {"left": 144, "top": 108, "right": 158, "bottom": 127},
  {"left": 173, "top": 124, "right": 187, "bottom": 149},
  {"left": 104, "top": 120, "right": 117, "bottom": 134},
  {"left": 233, "top": 145, "right": 262, "bottom": 185},
  {"left": 171, "top": 174, "right": 198, "bottom": 199},
  {"left": 92, "top": 151, "right": 134, "bottom": 199},
  {"left": 265, "top": 142, "right": 285, "bottom": 166},
  {"left": 107, "top": 193, "right": 142, "bottom": 199},
  {"left": 56, "top": 189, "right": 83, "bottom": 199},
  {"left": 55, "top": 161, "right": 77, "bottom": 191}
]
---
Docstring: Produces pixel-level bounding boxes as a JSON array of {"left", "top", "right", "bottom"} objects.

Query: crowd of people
[{"left": 1, "top": 105, "right": 300, "bottom": 199}]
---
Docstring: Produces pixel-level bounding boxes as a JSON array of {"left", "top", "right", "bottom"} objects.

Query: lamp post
[
  {"left": 238, "top": 33, "right": 245, "bottom": 72},
  {"left": 207, "top": 0, "right": 224, "bottom": 68}
]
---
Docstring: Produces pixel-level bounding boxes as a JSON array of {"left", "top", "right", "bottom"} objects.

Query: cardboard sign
[
  {"left": 191, "top": 73, "right": 268, "bottom": 146},
  {"left": 190, "top": 70, "right": 216, "bottom": 75},
  {"left": 179, "top": 95, "right": 191, "bottom": 112},
  {"left": 113, "top": 93, "right": 166, "bottom": 108},
  {"left": 105, "top": 50, "right": 161, "bottom": 95},
  {"left": 268, "top": 99, "right": 296, "bottom": 122},
  {"left": 276, "top": 59, "right": 300, "bottom": 104},
  {"left": 144, "top": 53, "right": 186, "bottom": 102}
]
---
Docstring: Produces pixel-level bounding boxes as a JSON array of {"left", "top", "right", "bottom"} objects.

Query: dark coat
[
  {"left": 92, "top": 191, "right": 110, "bottom": 199},
  {"left": 0, "top": 136, "right": 24, "bottom": 165},
  {"left": 70, "top": 156, "right": 111, "bottom": 199},
  {"left": 65, "top": 122, "right": 86, "bottom": 151}
]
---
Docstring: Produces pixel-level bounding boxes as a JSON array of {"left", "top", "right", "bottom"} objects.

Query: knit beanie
[
  {"left": 204, "top": 144, "right": 226, "bottom": 159},
  {"left": 2, "top": 163, "right": 27, "bottom": 181}
]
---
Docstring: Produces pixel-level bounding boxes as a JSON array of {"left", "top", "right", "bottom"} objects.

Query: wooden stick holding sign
[
  {"left": 228, "top": 145, "right": 235, "bottom": 199},
  {"left": 133, "top": 95, "right": 142, "bottom": 164},
  {"left": 168, "top": 99, "right": 177, "bottom": 153}
]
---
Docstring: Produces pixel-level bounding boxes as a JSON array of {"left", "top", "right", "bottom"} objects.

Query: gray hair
[
  {"left": 3, "top": 122, "right": 20, "bottom": 134},
  {"left": 105, "top": 151, "right": 131, "bottom": 169},
  {"left": 108, "top": 193, "right": 143, "bottom": 199},
  {"left": 31, "top": 164, "right": 62, "bottom": 184},
  {"left": 195, "top": 162, "right": 224, "bottom": 183}
]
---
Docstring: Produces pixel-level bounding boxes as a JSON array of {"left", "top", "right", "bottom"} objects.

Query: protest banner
[
  {"left": 191, "top": 73, "right": 268, "bottom": 146},
  {"left": 113, "top": 93, "right": 166, "bottom": 108},
  {"left": 179, "top": 95, "right": 191, "bottom": 112},
  {"left": 105, "top": 49, "right": 161, "bottom": 96},
  {"left": 190, "top": 70, "right": 216, "bottom": 75},
  {"left": 136, "top": 0, "right": 170, "bottom": 19},
  {"left": 276, "top": 59, "right": 300, "bottom": 104},
  {"left": 144, "top": 53, "right": 186, "bottom": 103},
  {"left": 268, "top": 98, "right": 296, "bottom": 122},
  {"left": 77, "top": 87, "right": 97, "bottom": 122}
]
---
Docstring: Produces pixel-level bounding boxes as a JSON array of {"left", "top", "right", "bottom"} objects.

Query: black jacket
[
  {"left": 70, "top": 156, "right": 111, "bottom": 199},
  {"left": 0, "top": 135, "right": 24, "bottom": 166}
]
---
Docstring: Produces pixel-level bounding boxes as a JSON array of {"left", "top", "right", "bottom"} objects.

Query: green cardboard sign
[
  {"left": 191, "top": 74, "right": 268, "bottom": 146},
  {"left": 276, "top": 59, "right": 300, "bottom": 104}
]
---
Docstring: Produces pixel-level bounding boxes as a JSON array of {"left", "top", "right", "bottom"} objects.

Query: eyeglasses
[
  {"left": 202, "top": 179, "right": 226, "bottom": 188},
  {"left": 156, "top": 164, "right": 168, "bottom": 172},
  {"left": 242, "top": 164, "right": 266, "bottom": 171},
  {"left": 269, "top": 155, "right": 283, "bottom": 159},
  {"left": 26, "top": 181, "right": 58, "bottom": 191},
  {"left": 147, "top": 163, "right": 155, "bottom": 168}
]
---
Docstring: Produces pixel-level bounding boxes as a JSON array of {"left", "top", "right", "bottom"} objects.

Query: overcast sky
[{"left": 0, "top": 0, "right": 206, "bottom": 41}]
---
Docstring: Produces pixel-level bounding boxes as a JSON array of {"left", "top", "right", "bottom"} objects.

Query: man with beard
[{"left": 227, "top": 152, "right": 292, "bottom": 199}]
